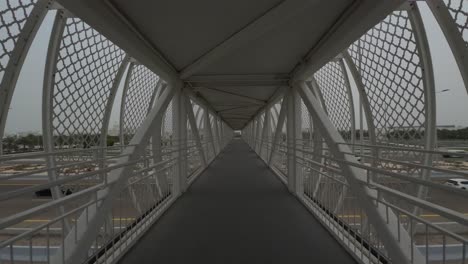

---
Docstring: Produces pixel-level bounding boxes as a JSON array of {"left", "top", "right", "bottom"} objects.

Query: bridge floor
[{"left": 119, "top": 139, "right": 356, "bottom": 264}]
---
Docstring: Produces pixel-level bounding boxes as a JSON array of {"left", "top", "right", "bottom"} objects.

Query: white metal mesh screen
[
  {"left": 121, "top": 64, "right": 159, "bottom": 144},
  {"left": 0, "top": 0, "right": 36, "bottom": 81},
  {"left": 314, "top": 60, "right": 354, "bottom": 141},
  {"left": 348, "top": 11, "right": 426, "bottom": 145},
  {"left": 445, "top": 0, "right": 468, "bottom": 44},
  {"left": 52, "top": 17, "right": 125, "bottom": 149}
]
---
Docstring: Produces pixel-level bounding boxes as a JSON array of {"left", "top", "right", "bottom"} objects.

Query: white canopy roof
[{"left": 56, "top": 0, "right": 402, "bottom": 129}]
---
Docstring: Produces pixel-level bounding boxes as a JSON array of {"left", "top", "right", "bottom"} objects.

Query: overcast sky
[{"left": 4, "top": 3, "right": 468, "bottom": 135}]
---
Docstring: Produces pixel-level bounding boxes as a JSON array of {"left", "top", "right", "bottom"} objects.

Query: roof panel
[
  {"left": 198, "top": 0, "right": 353, "bottom": 75},
  {"left": 110, "top": 0, "right": 283, "bottom": 70}
]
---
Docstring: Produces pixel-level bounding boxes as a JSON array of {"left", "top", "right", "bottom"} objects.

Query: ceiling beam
[
  {"left": 223, "top": 117, "right": 251, "bottom": 120},
  {"left": 195, "top": 86, "right": 266, "bottom": 105},
  {"left": 179, "top": 0, "right": 320, "bottom": 79},
  {"left": 184, "top": 87, "right": 219, "bottom": 117},
  {"left": 291, "top": 0, "right": 404, "bottom": 81},
  {"left": 187, "top": 74, "right": 289, "bottom": 82},
  {"left": 218, "top": 105, "right": 261, "bottom": 113},
  {"left": 221, "top": 113, "right": 253, "bottom": 118},
  {"left": 241, "top": 86, "right": 287, "bottom": 129},
  {"left": 186, "top": 74, "right": 289, "bottom": 87},
  {"left": 57, "top": 0, "right": 179, "bottom": 84},
  {"left": 188, "top": 81, "right": 288, "bottom": 88}
]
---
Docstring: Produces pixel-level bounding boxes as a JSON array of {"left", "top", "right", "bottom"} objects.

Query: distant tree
[
  {"left": 355, "top": 130, "right": 369, "bottom": 140},
  {"left": 24, "top": 133, "right": 37, "bottom": 150},
  {"left": 438, "top": 127, "right": 468, "bottom": 140},
  {"left": 107, "top": 135, "right": 119, "bottom": 146},
  {"left": 2, "top": 136, "right": 17, "bottom": 152}
]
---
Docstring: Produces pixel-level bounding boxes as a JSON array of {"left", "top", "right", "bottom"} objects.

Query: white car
[
  {"left": 441, "top": 149, "right": 466, "bottom": 158},
  {"left": 445, "top": 178, "right": 468, "bottom": 190}
]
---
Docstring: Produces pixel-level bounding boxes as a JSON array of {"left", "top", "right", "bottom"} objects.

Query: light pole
[
  {"left": 434, "top": 89, "right": 450, "bottom": 149},
  {"left": 436, "top": 89, "right": 450, "bottom": 94}
]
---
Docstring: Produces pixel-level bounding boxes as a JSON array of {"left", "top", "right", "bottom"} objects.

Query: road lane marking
[
  {"left": 0, "top": 183, "right": 37, "bottom": 186},
  {"left": 22, "top": 218, "right": 136, "bottom": 223},
  {"left": 338, "top": 213, "right": 468, "bottom": 218}
]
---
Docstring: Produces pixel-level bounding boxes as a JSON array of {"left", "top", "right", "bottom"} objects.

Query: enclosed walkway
[{"left": 118, "top": 139, "right": 356, "bottom": 263}]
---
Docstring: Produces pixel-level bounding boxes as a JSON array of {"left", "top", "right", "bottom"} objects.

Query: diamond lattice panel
[
  {"left": 445, "top": 0, "right": 468, "bottom": 45},
  {"left": 348, "top": 10, "right": 426, "bottom": 145},
  {"left": 53, "top": 18, "right": 125, "bottom": 149},
  {"left": 314, "top": 61, "right": 353, "bottom": 141},
  {"left": 0, "top": 0, "right": 36, "bottom": 81},
  {"left": 121, "top": 64, "right": 159, "bottom": 144},
  {"left": 347, "top": 10, "right": 430, "bottom": 203}
]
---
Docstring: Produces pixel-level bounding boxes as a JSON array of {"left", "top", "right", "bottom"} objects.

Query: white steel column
[
  {"left": 173, "top": 87, "right": 188, "bottom": 195},
  {"left": 41, "top": 10, "right": 70, "bottom": 231},
  {"left": 408, "top": 3, "right": 437, "bottom": 216},
  {"left": 268, "top": 97, "right": 287, "bottom": 166},
  {"left": 99, "top": 55, "right": 130, "bottom": 170},
  {"left": 254, "top": 114, "right": 262, "bottom": 152},
  {"left": 204, "top": 106, "right": 216, "bottom": 159},
  {"left": 185, "top": 90, "right": 207, "bottom": 167},
  {"left": 295, "top": 80, "right": 422, "bottom": 264},
  {"left": 286, "top": 88, "right": 302, "bottom": 195},
  {"left": 50, "top": 80, "right": 179, "bottom": 264},
  {"left": 342, "top": 52, "right": 377, "bottom": 145},
  {"left": 339, "top": 59, "right": 356, "bottom": 150},
  {"left": 259, "top": 106, "right": 271, "bottom": 161},
  {"left": 249, "top": 121, "right": 255, "bottom": 148},
  {"left": 213, "top": 115, "right": 221, "bottom": 154},
  {"left": 151, "top": 82, "right": 169, "bottom": 198},
  {"left": 119, "top": 62, "right": 135, "bottom": 145}
]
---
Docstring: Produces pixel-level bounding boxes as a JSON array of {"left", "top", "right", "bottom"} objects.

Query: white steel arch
[{"left": 2, "top": 1, "right": 468, "bottom": 264}]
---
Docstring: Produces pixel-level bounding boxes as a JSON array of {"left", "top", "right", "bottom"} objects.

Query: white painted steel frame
[
  {"left": 3, "top": 0, "right": 468, "bottom": 263},
  {"left": 185, "top": 90, "right": 208, "bottom": 167},
  {"left": 172, "top": 86, "right": 188, "bottom": 195},
  {"left": 0, "top": 2, "right": 234, "bottom": 264},
  {"left": 0, "top": 0, "right": 51, "bottom": 154},
  {"left": 50, "top": 81, "right": 179, "bottom": 264},
  {"left": 407, "top": 3, "right": 437, "bottom": 213},
  {"left": 286, "top": 88, "right": 302, "bottom": 195},
  {"left": 427, "top": 0, "right": 468, "bottom": 95},
  {"left": 41, "top": 9, "right": 69, "bottom": 228},
  {"left": 268, "top": 98, "right": 287, "bottom": 166},
  {"left": 294, "top": 80, "right": 421, "bottom": 264}
]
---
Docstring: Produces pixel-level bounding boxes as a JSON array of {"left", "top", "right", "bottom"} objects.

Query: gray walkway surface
[{"left": 119, "top": 139, "right": 356, "bottom": 264}]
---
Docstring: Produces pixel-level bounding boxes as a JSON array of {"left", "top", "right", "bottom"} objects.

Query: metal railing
[
  {"left": 245, "top": 133, "right": 468, "bottom": 264},
  {"left": 0, "top": 128, "right": 232, "bottom": 264}
]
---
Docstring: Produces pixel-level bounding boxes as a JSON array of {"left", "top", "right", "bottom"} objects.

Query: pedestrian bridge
[
  {"left": 118, "top": 139, "right": 356, "bottom": 264},
  {"left": 1, "top": 0, "right": 468, "bottom": 264}
]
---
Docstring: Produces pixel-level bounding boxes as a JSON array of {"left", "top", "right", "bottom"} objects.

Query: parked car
[
  {"left": 444, "top": 178, "right": 468, "bottom": 190},
  {"left": 35, "top": 187, "right": 73, "bottom": 197},
  {"left": 442, "top": 149, "right": 466, "bottom": 158}
]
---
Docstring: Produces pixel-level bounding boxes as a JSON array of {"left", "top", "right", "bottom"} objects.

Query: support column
[
  {"left": 51, "top": 80, "right": 178, "bottom": 264},
  {"left": 249, "top": 122, "right": 255, "bottom": 148},
  {"left": 173, "top": 87, "right": 188, "bottom": 195},
  {"left": 259, "top": 107, "right": 270, "bottom": 161},
  {"left": 204, "top": 107, "right": 216, "bottom": 159},
  {"left": 213, "top": 115, "right": 221, "bottom": 154},
  {"left": 41, "top": 10, "right": 70, "bottom": 231},
  {"left": 254, "top": 115, "right": 262, "bottom": 153},
  {"left": 295, "top": 80, "right": 421, "bottom": 264},
  {"left": 286, "top": 88, "right": 302, "bottom": 195},
  {"left": 268, "top": 98, "right": 287, "bottom": 166},
  {"left": 185, "top": 91, "right": 207, "bottom": 167}
]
